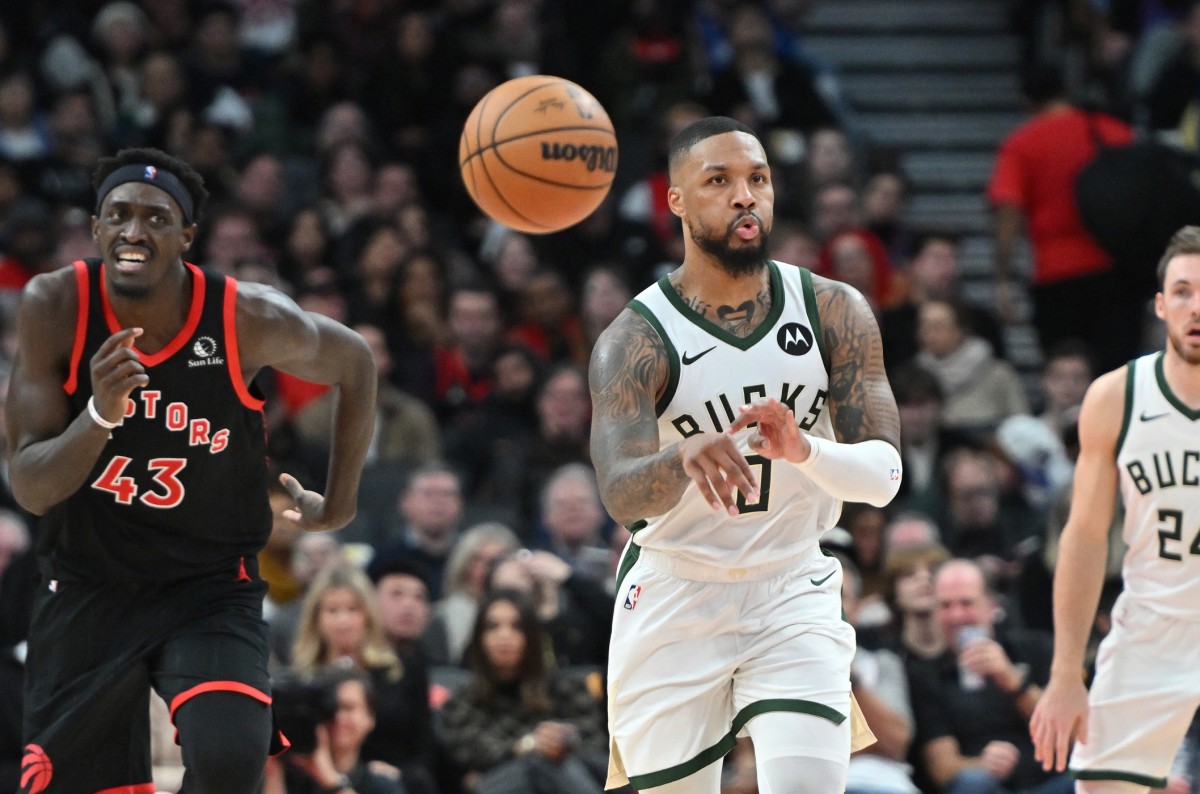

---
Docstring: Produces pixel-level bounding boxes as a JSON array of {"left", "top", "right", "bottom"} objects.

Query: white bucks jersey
[
  {"left": 627, "top": 261, "right": 839, "bottom": 568},
  {"left": 1116, "top": 352, "right": 1200, "bottom": 619}
]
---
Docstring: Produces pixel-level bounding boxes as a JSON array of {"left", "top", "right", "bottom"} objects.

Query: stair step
[
  {"left": 906, "top": 193, "right": 991, "bottom": 234},
  {"left": 858, "top": 112, "right": 1024, "bottom": 149},
  {"left": 901, "top": 151, "right": 997, "bottom": 191},
  {"left": 804, "top": 34, "right": 1021, "bottom": 71},
  {"left": 804, "top": 0, "right": 1012, "bottom": 34},
  {"left": 841, "top": 73, "right": 1022, "bottom": 111},
  {"left": 958, "top": 234, "right": 1036, "bottom": 279}
]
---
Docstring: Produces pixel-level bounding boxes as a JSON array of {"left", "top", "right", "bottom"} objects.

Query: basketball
[{"left": 459, "top": 75, "right": 617, "bottom": 234}]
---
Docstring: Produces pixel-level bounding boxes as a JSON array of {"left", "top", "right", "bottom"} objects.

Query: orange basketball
[{"left": 459, "top": 75, "right": 617, "bottom": 234}]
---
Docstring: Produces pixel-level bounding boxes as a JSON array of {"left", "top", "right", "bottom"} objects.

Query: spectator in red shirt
[{"left": 988, "top": 64, "right": 1140, "bottom": 372}]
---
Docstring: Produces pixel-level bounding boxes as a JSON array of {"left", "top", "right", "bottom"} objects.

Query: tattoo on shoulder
[
  {"left": 812, "top": 279, "right": 900, "bottom": 447},
  {"left": 590, "top": 310, "right": 667, "bottom": 423}
]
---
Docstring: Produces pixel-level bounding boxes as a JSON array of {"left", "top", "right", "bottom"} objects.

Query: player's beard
[
  {"left": 690, "top": 214, "right": 770, "bottom": 278},
  {"left": 1167, "top": 325, "right": 1200, "bottom": 365}
]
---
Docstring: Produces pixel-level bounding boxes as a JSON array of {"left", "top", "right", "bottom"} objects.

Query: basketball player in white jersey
[
  {"left": 1031, "top": 225, "right": 1200, "bottom": 792},
  {"left": 588, "top": 116, "right": 902, "bottom": 793}
]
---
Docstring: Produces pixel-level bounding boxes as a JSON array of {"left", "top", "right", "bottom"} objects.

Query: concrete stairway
[{"left": 803, "top": 0, "right": 1043, "bottom": 372}]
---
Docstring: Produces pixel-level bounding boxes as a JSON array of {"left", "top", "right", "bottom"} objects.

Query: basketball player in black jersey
[{"left": 6, "top": 148, "right": 377, "bottom": 793}]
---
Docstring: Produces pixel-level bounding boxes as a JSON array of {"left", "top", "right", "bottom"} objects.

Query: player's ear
[
  {"left": 181, "top": 222, "right": 197, "bottom": 250},
  {"left": 667, "top": 186, "right": 685, "bottom": 218}
]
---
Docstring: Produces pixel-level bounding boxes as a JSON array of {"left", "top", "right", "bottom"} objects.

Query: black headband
[{"left": 95, "top": 163, "right": 195, "bottom": 225}]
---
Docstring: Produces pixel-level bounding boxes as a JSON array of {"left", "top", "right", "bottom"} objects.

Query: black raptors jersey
[{"left": 39, "top": 258, "right": 271, "bottom": 581}]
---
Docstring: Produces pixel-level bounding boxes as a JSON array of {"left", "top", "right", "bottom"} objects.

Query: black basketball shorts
[{"left": 20, "top": 557, "right": 280, "bottom": 793}]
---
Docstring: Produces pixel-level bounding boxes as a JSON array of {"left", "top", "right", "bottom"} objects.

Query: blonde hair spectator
[{"left": 291, "top": 564, "right": 399, "bottom": 680}]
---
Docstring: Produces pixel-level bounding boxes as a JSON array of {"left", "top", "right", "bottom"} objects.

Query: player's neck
[
  {"left": 674, "top": 258, "right": 770, "bottom": 308},
  {"left": 1161, "top": 348, "right": 1200, "bottom": 409},
  {"left": 106, "top": 263, "right": 191, "bottom": 347}
]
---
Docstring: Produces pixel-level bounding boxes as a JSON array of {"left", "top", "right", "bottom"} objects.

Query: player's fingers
[
  {"left": 726, "top": 409, "right": 755, "bottom": 434},
  {"left": 746, "top": 429, "right": 770, "bottom": 452},
  {"left": 730, "top": 399, "right": 786, "bottom": 431},
  {"left": 97, "top": 326, "right": 143, "bottom": 354},
  {"left": 724, "top": 448, "right": 758, "bottom": 498},
  {"left": 1033, "top": 727, "right": 1053, "bottom": 770},
  {"left": 1054, "top": 728, "right": 1070, "bottom": 773},
  {"left": 102, "top": 358, "right": 146, "bottom": 382},
  {"left": 685, "top": 463, "right": 723, "bottom": 512},
  {"left": 704, "top": 463, "right": 739, "bottom": 515},
  {"left": 1029, "top": 710, "right": 1044, "bottom": 759},
  {"left": 279, "top": 472, "right": 304, "bottom": 500}
]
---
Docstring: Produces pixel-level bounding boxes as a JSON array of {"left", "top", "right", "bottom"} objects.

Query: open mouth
[{"left": 114, "top": 248, "right": 151, "bottom": 272}]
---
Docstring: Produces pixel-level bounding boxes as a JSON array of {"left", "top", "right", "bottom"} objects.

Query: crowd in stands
[{"left": 2, "top": 0, "right": 1200, "bottom": 791}]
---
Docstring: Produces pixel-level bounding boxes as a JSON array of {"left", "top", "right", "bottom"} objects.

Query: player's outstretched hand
[
  {"left": 1030, "top": 673, "right": 1089, "bottom": 773},
  {"left": 279, "top": 472, "right": 334, "bottom": 531},
  {"left": 726, "top": 397, "right": 809, "bottom": 464},
  {"left": 679, "top": 432, "right": 758, "bottom": 516}
]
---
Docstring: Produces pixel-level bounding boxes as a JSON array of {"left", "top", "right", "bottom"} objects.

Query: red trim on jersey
[
  {"left": 224, "top": 277, "right": 266, "bottom": 410},
  {"left": 168, "top": 680, "right": 272, "bottom": 721},
  {"left": 94, "top": 784, "right": 156, "bottom": 794},
  {"left": 63, "top": 261, "right": 90, "bottom": 395},
  {"left": 272, "top": 728, "right": 292, "bottom": 757},
  {"left": 101, "top": 262, "right": 206, "bottom": 367}
]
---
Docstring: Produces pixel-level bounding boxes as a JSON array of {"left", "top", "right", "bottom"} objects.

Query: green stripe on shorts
[
  {"left": 1073, "top": 769, "right": 1169, "bottom": 788},
  {"left": 626, "top": 698, "right": 846, "bottom": 789}
]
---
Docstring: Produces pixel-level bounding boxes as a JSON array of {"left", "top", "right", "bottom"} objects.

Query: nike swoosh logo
[
  {"left": 682, "top": 346, "right": 716, "bottom": 365},
  {"left": 810, "top": 571, "right": 835, "bottom": 587},
  {"left": 1140, "top": 411, "right": 1170, "bottom": 422}
]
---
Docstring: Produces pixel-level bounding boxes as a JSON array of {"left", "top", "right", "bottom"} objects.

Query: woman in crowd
[
  {"left": 291, "top": 564, "right": 437, "bottom": 794},
  {"left": 439, "top": 589, "right": 611, "bottom": 794},
  {"left": 427, "top": 522, "right": 522, "bottom": 666}
]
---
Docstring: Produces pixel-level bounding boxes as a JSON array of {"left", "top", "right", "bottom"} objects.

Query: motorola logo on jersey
[{"left": 776, "top": 323, "right": 813, "bottom": 356}]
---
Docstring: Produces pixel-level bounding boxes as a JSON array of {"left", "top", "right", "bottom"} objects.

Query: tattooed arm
[
  {"left": 814, "top": 276, "right": 901, "bottom": 448},
  {"left": 589, "top": 308, "right": 756, "bottom": 526}
]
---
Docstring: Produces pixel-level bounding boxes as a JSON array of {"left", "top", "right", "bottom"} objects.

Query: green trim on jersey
[
  {"left": 628, "top": 299, "right": 680, "bottom": 416},
  {"left": 1156, "top": 351, "right": 1200, "bottom": 420},
  {"left": 625, "top": 697, "right": 846, "bottom": 789},
  {"left": 1073, "top": 769, "right": 1169, "bottom": 788},
  {"left": 799, "top": 267, "right": 830, "bottom": 373},
  {"left": 1116, "top": 358, "right": 1136, "bottom": 456},
  {"left": 614, "top": 540, "right": 641, "bottom": 594},
  {"left": 654, "top": 261, "right": 785, "bottom": 351}
]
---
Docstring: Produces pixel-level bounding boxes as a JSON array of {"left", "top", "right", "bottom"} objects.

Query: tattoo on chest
[
  {"left": 716, "top": 301, "right": 753, "bottom": 321},
  {"left": 674, "top": 284, "right": 772, "bottom": 338}
]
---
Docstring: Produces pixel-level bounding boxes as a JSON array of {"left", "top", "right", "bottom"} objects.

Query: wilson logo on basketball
[
  {"left": 540, "top": 143, "right": 617, "bottom": 173},
  {"left": 21, "top": 744, "right": 53, "bottom": 794}
]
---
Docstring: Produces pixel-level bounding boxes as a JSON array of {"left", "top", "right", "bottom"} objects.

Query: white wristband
[{"left": 87, "top": 395, "right": 122, "bottom": 430}]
